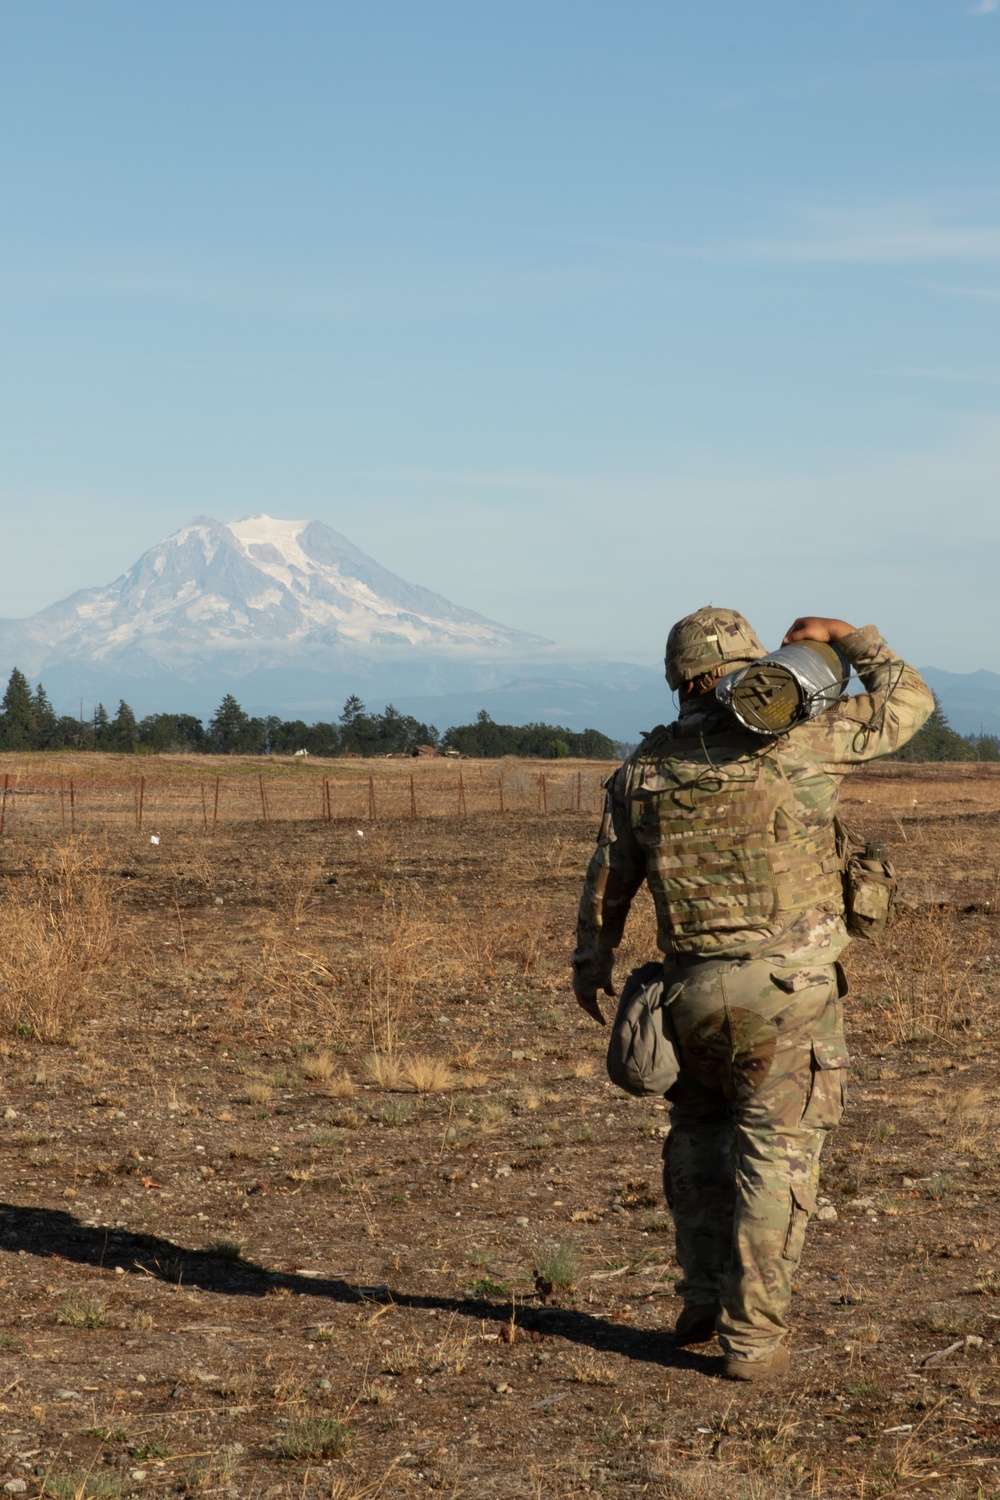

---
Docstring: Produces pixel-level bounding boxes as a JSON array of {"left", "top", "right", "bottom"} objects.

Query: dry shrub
[
  {"left": 856, "top": 910, "right": 988, "bottom": 1043},
  {"left": 567, "top": 1352, "right": 616, "bottom": 1386},
  {"left": 244, "top": 1081, "right": 273, "bottom": 1105},
  {"left": 448, "top": 1043, "right": 489, "bottom": 1088},
  {"left": 300, "top": 1050, "right": 336, "bottom": 1081},
  {"left": 356, "top": 896, "right": 444, "bottom": 1054},
  {"left": 652, "top": 1463, "right": 798, "bottom": 1499},
  {"left": 455, "top": 899, "right": 547, "bottom": 978},
  {"left": 323, "top": 1069, "right": 356, "bottom": 1099},
  {"left": 449, "top": 1042, "right": 482, "bottom": 1072},
  {"left": 365, "top": 1052, "right": 404, "bottom": 1090},
  {"left": 252, "top": 854, "right": 324, "bottom": 929},
  {"left": 952, "top": 1084, "right": 997, "bottom": 1157},
  {"left": 403, "top": 1054, "right": 456, "bottom": 1093},
  {"left": 355, "top": 830, "right": 397, "bottom": 893},
  {"left": 0, "top": 841, "right": 121, "bottom": 1042}
]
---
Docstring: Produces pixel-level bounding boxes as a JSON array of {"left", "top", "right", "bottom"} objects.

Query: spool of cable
[{"left": 715, "top": 641, "right": 850, "bottom": 736}]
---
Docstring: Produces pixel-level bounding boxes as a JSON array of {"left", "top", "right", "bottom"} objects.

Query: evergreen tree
[
  {"left": 209, "top": 694, "right": 252, "bottom": 754},
  {"left": 0, "top": 667, "right": 34, "bottom": 750},
  {"left": 966, "top": 733, "right": 1000, "bottom": 762},
  {"left": 891, "top": 693, "right": 975, "bottom": 762},
  {"left": 92, "top": 703, "right": 110, "bottom": 746},
  {"left": 30, "top": 683, "right": 59, "bottom": 748},
  {"left": 338, "top": 695, "right": 367, "bottom": 753},
  {"left": 108, "top": 699, "right": 139, "bottom": 753},
  {"left": 56, "top": 714, "right": 92, "bottom": 751}
]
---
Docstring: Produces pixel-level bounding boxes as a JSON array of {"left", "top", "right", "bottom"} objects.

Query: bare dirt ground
[{"left": 0, "top": 754, "right": 998, "bottom": 1500}]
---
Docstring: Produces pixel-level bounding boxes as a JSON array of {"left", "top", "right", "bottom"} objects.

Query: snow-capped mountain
[
  {"left": 0, "top": 514, "right": 562, "bottom": 717},
  {"left": 0, "top": 515, "right": 548, "bottom": 675}
]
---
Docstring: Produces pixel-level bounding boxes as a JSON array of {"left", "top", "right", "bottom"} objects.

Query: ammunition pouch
[{"left": 836, "top": 819, "right": 896, "bottom": 941}]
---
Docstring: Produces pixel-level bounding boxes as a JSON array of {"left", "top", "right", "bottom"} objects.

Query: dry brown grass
[
  {"left": 567, "top": 1351, "right": 616, "bottom": 1386},
  {"left": 323, "top": 1069, "right": 357, "bottom": 1099},
  {"left": 244, "top": 1080, "right": 273, "bottom": 1105},
  {"left": 402, "top": 1053, "right": 456, "bottom": 1093},
  {"left": 855, "top": 909, "right": 988, "bottom": 1043},
  {"left": 0, "top": 840, "right": 123, "bottom": 1041},
  {"left": 364, "top": 1051, "right": 404, "bottom": 1090},
  {"left": 0, "top": 757, "right": 997, "bottom": 1500},
  {"left": 299, "top": 1049, "right": 337, "bottom": 1081},
  {"left": 952, "top": 1084, "right": 998, "bottom": 1157}
]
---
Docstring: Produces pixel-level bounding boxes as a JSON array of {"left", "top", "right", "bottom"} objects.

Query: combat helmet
[{"left": 664, "top": 606, "right": 766, "bottom": 690}]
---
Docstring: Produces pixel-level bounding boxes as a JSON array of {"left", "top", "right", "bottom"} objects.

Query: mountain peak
[{"left": 0, "top": 514, "right": 552, "bottom": 686}]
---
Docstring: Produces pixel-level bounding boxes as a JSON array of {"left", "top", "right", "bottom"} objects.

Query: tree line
[
  {"left": 0, "top": 668, "right": 619, "bottom": 759},
  {"left": 2, "top": 666, "right": 991, "bottom": 762}
]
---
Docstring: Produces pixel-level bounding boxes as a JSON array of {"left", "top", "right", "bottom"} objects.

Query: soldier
[{"left": 572, "top": 611, "right": 933, "bottom": 1380}]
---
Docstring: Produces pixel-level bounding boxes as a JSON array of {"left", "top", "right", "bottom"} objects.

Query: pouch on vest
[
  {"left": 606, "top": 961, "right": 681, "bottom": 1098},
  {"left": 835, "top": 818, "right": 896, "bottom": 941}
]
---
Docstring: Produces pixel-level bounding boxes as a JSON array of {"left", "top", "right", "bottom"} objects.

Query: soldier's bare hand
[
  {"left": 573, "top": 983, "right": 614, "bottom": 1026},
  {"left": 782, "top": 617, "right": 856, "bottom": 646}
]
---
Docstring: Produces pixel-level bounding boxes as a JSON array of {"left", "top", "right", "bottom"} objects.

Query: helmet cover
[{"left": 664, "top": 606, "right": 766, "bottom": 690}]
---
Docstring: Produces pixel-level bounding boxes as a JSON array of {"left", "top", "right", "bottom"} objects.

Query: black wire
[{"left": 850, "top": 659, "right": 907, "bottom": 756}]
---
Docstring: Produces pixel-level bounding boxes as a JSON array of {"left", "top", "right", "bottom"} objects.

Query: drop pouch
[{"left": 606, "top": 960, "right": 681, "bottom": 1098}]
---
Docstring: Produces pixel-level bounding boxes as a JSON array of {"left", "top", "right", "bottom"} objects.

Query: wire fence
[{"left": 0, "top": 760, "right": 613, "bottom": 837}]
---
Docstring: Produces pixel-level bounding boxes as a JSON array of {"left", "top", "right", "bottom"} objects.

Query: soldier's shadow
[{"left": 0, "top": 1201, "right": 718, "bottom": 1375}]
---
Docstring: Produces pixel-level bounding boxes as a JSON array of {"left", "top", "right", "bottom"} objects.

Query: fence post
[
  {"left": 59, "top": 775, "right": 67, "bottom": 829},
  {"left": 368, "top": 775, "right": 376, "bottom": 820},
  {"left": 137, "top": 775, "right": 145, "bottom": 831},
  {"left": 324, "top": 777, "right": 332, "bottom": 823},
  {"left": 200, "top": 783, "right": 208, "bottom": 831},
  {"left": 539, "top": 773, "right": 547, "bottom": 814},
  {"left": 409, "top": 775, "right": 417, "bottom": 819},
  {"left": 498, "top": 776, "right": 505, "bottom": 814},
  {"left": 576, "top": 769, "right": 582, "bottom": 812},
  {"left": 69, "top": 778, "right": 76, "bottom": 833},
  {"left": 212, "top": 776, "right": 220, "bottom": 834},
  {"left": 258, "top": 774, "right": 269, "bottom": 825},
  {"left": 458, "top": 771, "right": 467, "bottom": 817}
]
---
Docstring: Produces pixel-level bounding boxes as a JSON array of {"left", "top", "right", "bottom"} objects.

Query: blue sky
[{"left": 1, "top": 1, "right": 998, "bottom": 670}]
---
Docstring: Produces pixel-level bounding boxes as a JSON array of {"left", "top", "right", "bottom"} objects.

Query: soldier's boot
[
  {"left": 672, "top": 1303, "right": 719, "bottom": 1346},
  {"left": 723, "top": 1346, "right": 790, "bottom": 1381}
]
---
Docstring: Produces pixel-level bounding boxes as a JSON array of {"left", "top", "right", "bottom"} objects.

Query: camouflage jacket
[{"left": 572, "top": 627, "right": 933, "bottom": 992}]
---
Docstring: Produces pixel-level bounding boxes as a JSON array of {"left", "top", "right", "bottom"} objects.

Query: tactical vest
[{"left": 627, "top": 725, "right": 843, "bottom": 955}]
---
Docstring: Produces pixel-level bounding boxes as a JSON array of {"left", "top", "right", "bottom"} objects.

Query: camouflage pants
[{"left": 661, "top": 956, "right": 849, "bottom": 1361}]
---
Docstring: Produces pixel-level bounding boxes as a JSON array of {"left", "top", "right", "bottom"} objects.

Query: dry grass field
[{"left": 0, "top": 752, "right": 999, "bottom": 1500}]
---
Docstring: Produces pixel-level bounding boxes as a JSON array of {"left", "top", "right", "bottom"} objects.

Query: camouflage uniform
[{"left": 573, "top": 624, "right": 932, "bottom": 1362}]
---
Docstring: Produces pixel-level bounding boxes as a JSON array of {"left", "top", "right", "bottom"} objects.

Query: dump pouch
[
  {"left": 835, "top": 818, "right": 896, "bottom": 941},
  {"left": 606, "top": 960, "right": 681, "bottom": 1097}
]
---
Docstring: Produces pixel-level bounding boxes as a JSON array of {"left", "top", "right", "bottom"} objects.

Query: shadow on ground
[{"left": 0, "top": 1200, "right": 718, "bottom": 1376}]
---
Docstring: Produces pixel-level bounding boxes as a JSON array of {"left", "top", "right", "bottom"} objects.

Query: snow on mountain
[{"left": 0, "top": 515, "right": 551, "bottom": 684}]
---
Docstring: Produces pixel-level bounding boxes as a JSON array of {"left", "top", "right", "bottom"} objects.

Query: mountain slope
[{"left": 0, "top": 515, "right": 550, "bottom": 684}]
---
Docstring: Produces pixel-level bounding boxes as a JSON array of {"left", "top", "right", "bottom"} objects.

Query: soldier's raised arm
[
  {"left": 571, "top": 762, "right": 646, "bottom": 1025},
  {"left": 783, "top": 617, "right": 934, "bottom": 766}
]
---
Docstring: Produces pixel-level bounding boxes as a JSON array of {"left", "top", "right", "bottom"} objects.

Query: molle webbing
[{"left": 628, "top": 736, "right": 842, "bottom": 951}]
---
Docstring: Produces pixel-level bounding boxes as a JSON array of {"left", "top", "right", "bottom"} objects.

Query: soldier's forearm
[
  {"left": 833, "top": 627, "right": 934, "bottom": 760},
  {"left": 573, "top": 861, "right": 644, "bottom": 993}
]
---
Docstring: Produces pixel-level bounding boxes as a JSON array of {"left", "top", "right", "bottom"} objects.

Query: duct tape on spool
[{"left": 715, "top": 641, "right": 850, "bottom": 736}]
